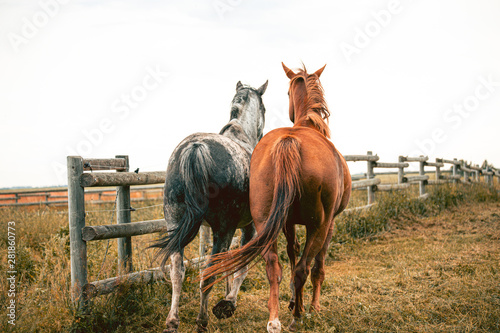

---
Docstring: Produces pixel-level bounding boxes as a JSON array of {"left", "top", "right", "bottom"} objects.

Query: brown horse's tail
[{"left": 202, "top": 135, "right": 301, "bottom": 285}]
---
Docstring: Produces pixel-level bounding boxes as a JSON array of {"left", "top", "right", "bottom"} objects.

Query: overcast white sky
[{"left": 1, "top": 0, "right": 499, "bottom": 188}]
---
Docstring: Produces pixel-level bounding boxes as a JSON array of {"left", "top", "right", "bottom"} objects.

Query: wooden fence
[
  {"left": 344, "top": 152, "right": 499, "bottom": 208},
  {"left": 63, "top": 153, "right": 498, "bottom": 309}
]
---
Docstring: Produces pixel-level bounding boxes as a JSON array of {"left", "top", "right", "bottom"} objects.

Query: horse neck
[
  {"left": 292, "top": 100, "right": 330, "bottom": 138},
  {"left": 223, "top": 97, "right": 262, "bottom": 148},
  {"left": 292, "top": 95, "right": 313, "bottom": 128}
]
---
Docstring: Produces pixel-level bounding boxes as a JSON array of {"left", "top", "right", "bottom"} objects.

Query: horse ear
[
  {"left": 282, "top": 62, "right": 295, "bottom": 79},
  {"left": 314, "top": 64, "right": 326, "bottom": 78},
  {"left": 257, "top": 80, "right": 268, "bottom": 95},
  {"left": 236, "top": 81, "right": 243, "bottom": 91}
]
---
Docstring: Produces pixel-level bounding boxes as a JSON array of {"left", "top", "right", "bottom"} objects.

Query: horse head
[
  {"left": 224, "top": 80, "right": 268, "bottom": 147},
  {"left": 282, "top": 63, "right": 330, "bottom": 138}
]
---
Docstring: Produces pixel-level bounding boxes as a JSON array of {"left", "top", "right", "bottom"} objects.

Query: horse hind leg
[
  {"left": 310, "top": 221, "right": 335, "bottom": 312},
  {"left": 197, "top": 228, "right": 235, "bottom": 331},
  {"left": 264, "top": 241, "right": 283, "bottom": 333},
  {"left": 284, "top": 223, "right": 300, "bottom": 311},
  {"left": 164, "top": 250, "right": 185, "bottom": 333},
  {"left": 213, "top": 223, "right": 256, "bottom": 319},
  {"left": 289, "top": 222, "right": 330, "bottom": 331}
]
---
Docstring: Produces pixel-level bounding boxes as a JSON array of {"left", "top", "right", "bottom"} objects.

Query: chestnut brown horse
[{"left": 203, "top": 63, "right": 351, "bottom": 332}]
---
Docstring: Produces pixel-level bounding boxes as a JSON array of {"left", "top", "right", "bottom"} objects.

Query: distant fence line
[
  {"left": 62, "top": 153, "right": 499, "bottom": 311},
  {"left": 344, "top": 151, "right": 499, "bottom": 209},
  {"left": 0, "top": 185, "right": 164, "bottom": 207}
]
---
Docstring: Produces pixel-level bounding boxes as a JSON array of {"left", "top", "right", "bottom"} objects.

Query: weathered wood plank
[
  {"left": 116, "top": 155, "right": 132, "bottom": 274},
  {"left": 452, "top": 159, "right": 459, "bottom": 184},
  {"left": 461, "top": 166, "right": 473, "bottom": 173},
  {"left": 428, "top": 179, "right": 453, "bottom": 185},
  {"left": 374, "top": 162, "right": 409, "bottom": 168},
  {"left": 366, "top": 151, "right": 376, "bottom": 205},
  {"left": 398, "top": 156, "right": 405, "bottom": 184},
  {"left": 441, "top": 158, "right": 461, "bottom": 165},
  {"left": 419, "top": 160, "right": 426, "bottom": 196},
  {"left": 82, "top": 219, "right": 167, "bottom": 241},
  {"left": 344, "top": 154, "right": 380, "bottom": 162},
  {"left": 82, "top": 158, "right": 127, "bottom": 171},
  {"left": 425, "top": 162, "right": 444, "bottom": 167},
  {"left": 404, "top": 175, "right": 429, "bottom": 183},
  {"left": 67, "top": 156, "right": 87, "bottom": 306},
  {"left": 402, "top": 156, "right": 429, "bottom": 162},
  {"left": 80, "top": 171, "right": 166, "bottom": 187},
  {"left": 351, "top": 178, "right": 381, "bottom": 189}
]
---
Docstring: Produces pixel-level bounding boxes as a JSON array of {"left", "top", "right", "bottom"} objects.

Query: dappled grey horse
[{"left": 151, "top": 80, "right": 268, "bottom": 332}]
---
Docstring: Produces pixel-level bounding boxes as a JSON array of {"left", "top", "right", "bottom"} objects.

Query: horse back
[
  {"left": 164, "top": 133, "right": 252, "bottom": 227},
  {"left": 250, "top": 127, "right": 351, "bottom": 224}
]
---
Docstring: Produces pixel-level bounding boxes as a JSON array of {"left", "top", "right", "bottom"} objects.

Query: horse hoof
[
  {"left": 212, "top": 299, "right": 236, "bottom": 319},
  {"left": 267, "top": 319, "right": 281, "bottom": 333},
  {"left": 288, "top": 318, "right": 302, "bottom": 332},
  {"left": 163, "top": 329, "right": 178, "bottom": 333},
  {"left": 196, "top": 325, "right": 208, "bottom": 333},
  {"left": 310, "top": 304, "right": 320, "bottom": 312},
  {"left": 288, "top": 301, "right": 295, "bottom": 311},
  {"left": 163, "top": 321, "right": 179, "bottom": 333}
]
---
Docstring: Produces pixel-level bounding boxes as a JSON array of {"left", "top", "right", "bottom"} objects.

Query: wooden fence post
[
  {"left": 116, "top": 155, "right": 132, "bottom": 274},
  {"left": 398, "top": 156, "right": 405, "bottom": 184},
  {"left": 435, "top": 158, "right": 442, "bottom": 183},
  {"left": 487, "top": 170, "right": 493, "bottom": 186},
  {"left": 67, "top": 156, "right": 87, "bottom": 307},
  {"left": 462, "top": 161, "right": 469, "bottom": 183},
  {"left": 452, "top": 159, "right": 458, "bottom": 185},
  {"left": 366, "top": 151, "right": 375, "bottom": 205},
  {"left": 419, "top": 156, "right": 426, "bottom": 197}
]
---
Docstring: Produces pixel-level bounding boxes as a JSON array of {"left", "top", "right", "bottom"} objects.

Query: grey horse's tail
[{"left": 151, "top": 142, "right": 214, "bottom": 267}]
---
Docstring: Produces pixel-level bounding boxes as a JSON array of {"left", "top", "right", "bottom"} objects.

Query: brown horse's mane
[{"left": 290, "top": 66, "right": 331, "bottom": 138}]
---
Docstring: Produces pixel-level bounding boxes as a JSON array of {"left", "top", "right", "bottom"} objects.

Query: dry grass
[{"left": 1, "top": 184, "right": 499, "bottom": 332}]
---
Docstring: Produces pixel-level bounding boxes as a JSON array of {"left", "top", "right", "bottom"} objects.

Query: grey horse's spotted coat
[{"left": 152, "top": 80, "right": 268, "bottom": 333}]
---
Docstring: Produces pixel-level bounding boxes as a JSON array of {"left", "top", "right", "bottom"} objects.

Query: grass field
[{"left": 1, "top": 183, "right": 499, "bottom": 332}]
